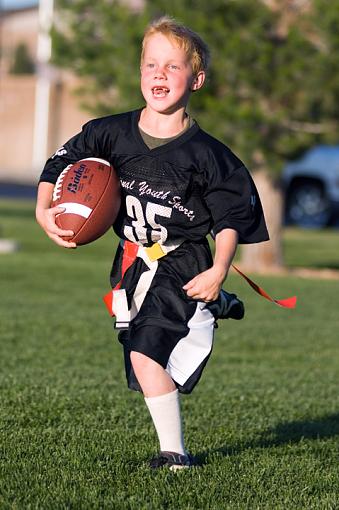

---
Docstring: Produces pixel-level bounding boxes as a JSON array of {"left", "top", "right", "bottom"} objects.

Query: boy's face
[{"left": 140, "top": 33, "right": 205, "bottom": 115}]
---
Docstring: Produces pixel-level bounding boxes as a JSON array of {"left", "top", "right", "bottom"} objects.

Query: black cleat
[
  {"left": 149, "top": 451, "right": 197, "bottom": 471},
  {"left": 206, "top": 289, "right": 245, "bottom": 320}
]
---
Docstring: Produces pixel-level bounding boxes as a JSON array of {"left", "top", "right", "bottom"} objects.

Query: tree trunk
[{"left": 240, "top": 170, "right": 284, "bottom": 272}]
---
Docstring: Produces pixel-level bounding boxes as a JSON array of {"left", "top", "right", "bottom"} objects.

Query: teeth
[{"left": 152, "top": 87, "right": 169, "bottom": 97}]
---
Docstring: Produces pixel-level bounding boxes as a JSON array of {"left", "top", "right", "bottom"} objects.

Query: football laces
[{"left": 52, "top": 165, "right": 72, "bottom": 202}]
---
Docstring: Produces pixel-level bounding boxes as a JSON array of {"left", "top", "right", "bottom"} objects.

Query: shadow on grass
[
  {"left": 197, "top": 413, "right": 339, "bottom": 463},
  {"left": 308, "top": 262, "right": 339, "bottom": 270}
]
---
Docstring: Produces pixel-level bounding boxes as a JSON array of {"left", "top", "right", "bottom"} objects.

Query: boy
[{"left": 36, "top": 16, "right": 268, "bottom": 470}]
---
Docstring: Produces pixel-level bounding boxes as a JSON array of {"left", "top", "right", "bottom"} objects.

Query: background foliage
[
  {"left": 10, "top": 43, "right": 35, "bottom": 75},
  {"left": 52, "top": 0, "right": 339, "bottom": 172}
]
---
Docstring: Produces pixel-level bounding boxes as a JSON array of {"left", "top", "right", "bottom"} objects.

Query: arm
[
  {"left": 35, "top": 181, "right": 76, "bottom": 248},
  {"left": 183, "top": 228, "right": 238, "bottom": 301}
]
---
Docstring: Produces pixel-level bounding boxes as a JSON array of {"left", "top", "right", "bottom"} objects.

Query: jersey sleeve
[
  {"left": 203, "top": 163, "right": 269, "bottom": 244},
  {"left": 39, "top": 120, "right": 101, "bottom": 184}
]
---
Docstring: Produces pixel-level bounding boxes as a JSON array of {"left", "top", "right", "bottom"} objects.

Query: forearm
[
  {"left": 213, "top": 228, "right": 238, "bottom": 280},
  {"left": 35, "top": 181, "right": 76, "bottom": 248},
  {"left": 35, "top": 182, "right": 54, "bottom": 224},
  {"left": 183, "top": 228, "right": 238, "bottom": 301}
]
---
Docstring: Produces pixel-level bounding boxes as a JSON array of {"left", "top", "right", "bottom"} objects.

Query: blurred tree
[
  {"left": 51, "top": 0, "right": 339, "bottom": 270},
  {"left": 10, "top": 42, "right": 35, "bottom": 75},
  {"left": 52, "top": 1, "right": 148, "bottom": 114}
]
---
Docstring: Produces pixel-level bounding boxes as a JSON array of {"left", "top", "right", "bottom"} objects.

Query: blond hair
[{"left": 141, "top": 16, "right": 210, "bottom": 75}]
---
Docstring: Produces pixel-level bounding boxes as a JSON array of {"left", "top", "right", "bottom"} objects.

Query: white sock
[{"left": 144, "top": 389, "right": 186, "bottom": 455}]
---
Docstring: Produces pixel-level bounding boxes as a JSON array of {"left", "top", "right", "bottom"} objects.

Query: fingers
[
  {"left": 183, "top": 276, "right": 219, "bottom": 301},
  {"left": 45, "top": 207, "right": 76, "bottom": 248},
  {"left": 182, "top": 278, "right": 196, "bottom": 291},
  {"left": 48, "top": 233, "right": 77, "bottom": 249},
  {"left": 49, "top": 207, "right": 74, "bottom": 237},
  {"left": 183, "top": 276, "right": 201, "bottom": 297},
  {"left": 187, "top": 289, "right": 218, "bottom": 301},
  {"left": 52, "top": 226, "right": 75, "bottom": 238}
]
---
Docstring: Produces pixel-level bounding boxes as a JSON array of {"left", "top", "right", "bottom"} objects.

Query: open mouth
[{"left": 152, "top": 86, "right": 170, "bottom": 98}]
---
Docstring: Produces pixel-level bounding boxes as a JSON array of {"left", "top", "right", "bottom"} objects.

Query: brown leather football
[{"left": 52, "top": 158, "right": 120, "bottom": 245}]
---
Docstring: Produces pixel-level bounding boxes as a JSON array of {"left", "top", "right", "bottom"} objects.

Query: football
[{"left": 52, "top": 157, "right": 121, "bottom": 245}]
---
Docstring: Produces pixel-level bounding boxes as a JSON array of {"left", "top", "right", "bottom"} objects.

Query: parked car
[{"left": 282, "top": 145, "right": 339, "bottom": 228}]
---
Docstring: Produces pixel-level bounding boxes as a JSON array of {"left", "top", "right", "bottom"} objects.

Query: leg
[
  {"left": 130, "top": 350, "right": 186, "bottom": 456},
  {"left": 130, "top": 351, "right": 175, "bottom": 397}
]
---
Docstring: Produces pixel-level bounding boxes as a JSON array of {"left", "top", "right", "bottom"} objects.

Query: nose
[{"left": 154, "top": 66, "right": 166, "bottom": 79}]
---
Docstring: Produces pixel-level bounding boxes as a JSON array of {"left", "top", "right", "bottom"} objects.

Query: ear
[{"left": 191, "top": 71, "right": 205, "bottom": 92}]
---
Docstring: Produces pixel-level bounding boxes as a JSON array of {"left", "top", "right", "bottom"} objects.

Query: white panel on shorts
[
  {"left": 58, "top": 202, "right": 92, "bottom": 218},
  {"left": 166, "top": 303, "right": 215, "bottom": 385},
  {"left": 130, "top": 262, "right": 158, "bottom": 319}
]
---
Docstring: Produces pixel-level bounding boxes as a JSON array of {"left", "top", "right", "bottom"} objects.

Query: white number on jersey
[{"left": 124, "top": 196, "right": 172, "bottom": 244}]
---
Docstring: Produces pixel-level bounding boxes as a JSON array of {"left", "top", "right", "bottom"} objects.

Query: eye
[
  {"left": 168, "top": 64, "right": 179, "bottom": 70},
  {"left": 145, "top": 63, "right": 155, "bottom": 69}
]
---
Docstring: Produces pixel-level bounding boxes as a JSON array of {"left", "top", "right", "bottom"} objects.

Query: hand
[
  {"left": 183, "top": 265, "right": 227, "bottom": 302},
  {"left": 36, "top": 206, "right": 77, "bottom": 249}
]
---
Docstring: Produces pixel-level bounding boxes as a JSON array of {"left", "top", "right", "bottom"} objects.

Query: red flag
[
  {"left": 232, "top": 264, "right": 297, "bottom": 308},
  {"left": 103, "top": 240, "right": 139, "bottom": 316}
]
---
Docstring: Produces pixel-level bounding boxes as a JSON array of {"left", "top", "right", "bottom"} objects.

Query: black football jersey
[{"left": 40, "top": 109, "right": 269, "bottom": 246}]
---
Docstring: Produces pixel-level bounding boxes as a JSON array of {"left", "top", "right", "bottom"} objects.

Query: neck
[{"left": 139, "top": 107, "right": 188, "bottom": 138}]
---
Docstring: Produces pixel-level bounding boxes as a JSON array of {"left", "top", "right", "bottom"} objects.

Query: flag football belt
[
  {"left": 103, "top": 240, "right": 183, "bottom": 329},
  {"left": 103, "top": 240, "right": 297, "bottom": 329}
]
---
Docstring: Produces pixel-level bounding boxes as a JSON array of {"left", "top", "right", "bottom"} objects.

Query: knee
[{"left": 130, "top": 351, "right": 175, "bottom": 396}]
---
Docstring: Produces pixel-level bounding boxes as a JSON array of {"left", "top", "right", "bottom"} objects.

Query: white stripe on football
[
  {"left": 81, "top": 157, "right": 111, "bottom": 166},
  {"left": 58, "top": 202, "right": 93, "bottom": 218}
]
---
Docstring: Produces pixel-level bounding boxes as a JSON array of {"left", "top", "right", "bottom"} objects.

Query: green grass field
[{"left": 0, "top": 199, "right": 338, "bottom": 509}]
